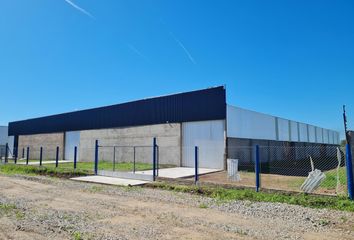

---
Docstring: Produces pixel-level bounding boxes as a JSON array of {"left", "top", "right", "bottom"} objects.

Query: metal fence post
[
  {"left": 195, "top": 146, "right": 199, "bottom": 185},
  {"left": 112, "top": 146, "right": 116, "bottom": 172},
  {"left": 255, "top": 145, "right": 260, "bottom": 192},
  {"left": 346, "top": 144, "right": 353, "bottom": 200},
  {"left": 39, "top": 147, "right": 43, "bottom": 166},
  {"left": 22, "top": 148, "right": 24, "bottom": 159},
  {"left": 14, "top": 147, "right": 17, "bottom": 164},
  {"left": 157, "top": 145, "right": 159, "bottom": 176},
  {"left": 94, "top": 140, "right": 99, "bottom": 175},
  {"left": 55, "top": 146, "right": 59, "bottom": 168},
  {"left": 133, "top": 146, "right": 136, "bottom": 173},
  {"left": 74, "top": 146, "right": 77, "bottom": 170},
  {"left": 153, "top": 137, "right": 157, "bottom": 181},
  {"left": 26, "top": 147, "right": 29, "bottom": 165},
  {"left": 4, "top": 143, "right": 8, "bottom": 163}
]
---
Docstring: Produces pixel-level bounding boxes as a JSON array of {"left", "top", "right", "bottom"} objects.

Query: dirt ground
[{"left": 0, "top": 174, "right": 354, "bottom": 240}]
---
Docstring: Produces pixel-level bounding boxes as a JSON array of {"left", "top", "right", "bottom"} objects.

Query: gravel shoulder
[{"left": 0, "top": 174, "right": 354, "bottom": 240}]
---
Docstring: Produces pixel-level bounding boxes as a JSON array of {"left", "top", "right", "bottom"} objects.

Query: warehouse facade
[
  {"left": 8, "top": 86, "right": 340, "bottom": 169},
  {"left": 0, "top": 126, "right": 14, "bottom": 159}
]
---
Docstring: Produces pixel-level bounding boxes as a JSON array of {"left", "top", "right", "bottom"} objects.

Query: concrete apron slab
[
  {"left": 97, "top": 170, "right": 154, "bottom": 181},
  {"left": 71, "top": 176, "right": 149, "bottom": 186},
  {"left": 16, "top": 160, "right": 73, "bottom": 165},
  {"left": 134, "top": 167, "right": 222, "bottom": 179}
]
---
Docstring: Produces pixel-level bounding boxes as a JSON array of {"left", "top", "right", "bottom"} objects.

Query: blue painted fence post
[
  {"left": 55, "top": 146, "right": 59, "bottom": 168},
  {"left": 39, "top": 147, "right": 43, "bottom": 166},
  {"left": 74, "top": 146, "right": 77, "bottom": 170},
  {"left": 255, "top": 145, "right": 260, "bottom": 192},
  {"left": 26, "top": 147, "right": 29, "bottom": 165},
  {"left": 5, "top": 143, "right": 8, "bottom": 163},
  {"left": 14, "top": 147, "right": 17, "bottom": 164},
  {"left": 156, "top": 145, "right": 159, "bottom": 177},
  {"left": 153, "top": 137, "right": 157, "bottom": 181},
  {"left": 195, "top": 146, "right": 199, "bottom": 185},
  {"left": 346, "top": 144, "right": 353, "bottom": 200},
  {"left": 94, "top": 140, "right": 99, "bottom": 175}
]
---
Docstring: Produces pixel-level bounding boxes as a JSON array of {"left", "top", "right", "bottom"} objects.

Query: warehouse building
[
  {"left": 0, "top": 126, "right": 14, "bottom": 159},
  {"left": 8, "top": 86, "right": 340, "bottom": 170}
]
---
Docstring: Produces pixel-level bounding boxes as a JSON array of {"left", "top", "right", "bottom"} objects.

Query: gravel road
[{"left": 0, "top": 174, "right": 353, "bottom": 240}]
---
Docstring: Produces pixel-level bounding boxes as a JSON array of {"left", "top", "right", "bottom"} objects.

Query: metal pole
[
  {"left": 55, "top": 146, "right": 59, "bottom": 168},
  {"left": 94, "top": 140, "right": 99, "bottom": 175},
  {"left": 153, "top": 138, "right": 156, "bottom": 181},
  {"left": 39, "top": 147, "right": 43, "bottom": 166},
  {"left": 133, "top": 146, "right": 136, "bottom": 173},
  {"left": 346, "top": 144, "right": 353, "bottom": 200},
  {"left": 113, "top": 146, "right": 115, "bottom": 172},
  {"left": 157, "top": 145, "right": 159, "bottom": 176},
  {"left": 74, "top": 146, "right": 77, "bottom": 170},
  {"left": 22, "top": 148, "right": 24, "bottom": 159},
  {"left": 14, "top": 147, "right": 17, "bottom": 164},
  {"left": 195, "top": 146, "right": 199, "bottom": 184},
  {"left": 26, "top": 147, "right": 29, "bottom": 165},
  {"left": 255, "top": 145, "right": 260, "bottom": 192},
  {"left": 5, "top": 143, "right": 8, "bottom": 163}
]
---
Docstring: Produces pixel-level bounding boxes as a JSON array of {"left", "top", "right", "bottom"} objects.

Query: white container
[{"left": 227, "top": 158, "right": 241, "bottom": 181}]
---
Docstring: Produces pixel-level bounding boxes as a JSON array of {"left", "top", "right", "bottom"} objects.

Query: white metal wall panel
[
  {"left": 65, "top": 131, "right": 80, "bottom": 160},
  {"left": 299, "top": 123, "right": 308, "bottom": 142},
  {"left": 227, "top": 105, "right": 276, "bottom": 140},
  {"left": 308, "top": 125, "right": 316, "bottom": 143},
  {"left": 278, "top": 118, "right": 290, "bottom": 141},
  {"left": 290, "top": 121, "right": 299, "bottom": 142},
  {"left": 329, "top": 131, "right": 334, "bottom": 144},
  {"left": 0, "top": 126, "right": 7, "bottom": 145},
  {"left": 335, "top": 132, "right": 340, "bottom": 144},
  {"left": 182, "top": 120, "right": 225, "bottom": 169},
  {"left": 226, "top": 104, "right": 340, "bottom": 145},
  {"left": 316, "top": 127, "right": 323, "bottom": 143},
  {"left": 334, "top": 132, "right": 340, "bottom": 144},
  {"left": 323, "top": 129, "right": 329, "bottom": 144}
]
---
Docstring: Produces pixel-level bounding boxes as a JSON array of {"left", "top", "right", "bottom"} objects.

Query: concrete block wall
[
  {"left": 79, "top": 123, "right": 181, "bottom": 166},
  {"left": 18, "top": 133, "right": 64, "bottom": 160}
]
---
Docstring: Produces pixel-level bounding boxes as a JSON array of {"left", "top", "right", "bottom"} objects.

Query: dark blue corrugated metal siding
[{"left": 9, "top": 87, "right": 226, "bottom": 136}]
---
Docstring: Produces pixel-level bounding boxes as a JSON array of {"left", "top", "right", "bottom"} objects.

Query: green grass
[
  {"left": 320, "top": 167, "right": 347, "bottom": 188},
  {"left": 0, "top": 161, "right": 175, "bottom": 178},
  {"left": 287, "top": 167, "right": 347, "bottom": 190},
  {"left": 151, "top": 182, "right": 354, "bottom": 212},
  {"left": 0, "top": 203, "right": 25, "bottom": 219},
  {"left": 0, "top": 164, "right": 91, "bottom": 177},
  {"left": 72, "top": 232, "right": 83, "bottom": 240},
  {"left": 0, "top": 203, "right": 17, "bottom": 215}
]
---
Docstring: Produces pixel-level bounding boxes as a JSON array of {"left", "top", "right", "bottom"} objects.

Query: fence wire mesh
[
  {"left": 259, "top": 145, "right": 347, "bottom": 195},
  {"left": 190, "top": 145, "right": 350, "bottom": 196},
  {"left": 97, "top": 145, "right": 154, "bottom": 173}
]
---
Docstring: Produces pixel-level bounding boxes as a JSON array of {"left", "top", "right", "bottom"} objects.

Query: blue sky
[{"left": 0, "top": 0, "right": 353, "bottom": 137}]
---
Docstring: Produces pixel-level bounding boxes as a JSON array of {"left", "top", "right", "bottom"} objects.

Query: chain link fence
[
  {"left": 195, "top": 145, "right": 348, "bottom": 196},
  {"left": 259, "top": 145, "right": 346, "bottom": 195}
]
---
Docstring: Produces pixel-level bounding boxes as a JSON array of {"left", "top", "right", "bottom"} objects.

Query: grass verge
[
  {"left": 0, "top": 164, "right": 91, "bottom": 178},
  {"left": 0, "top": 161, "right": 176, "bottom": 178},
  {"left": 151, "top": 182, "right": 354, "bottom": 212}
]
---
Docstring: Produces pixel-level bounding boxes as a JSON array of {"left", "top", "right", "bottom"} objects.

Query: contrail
[
  {"left": 64, "top": 0, "right": 94, "bottom": 19},
  {"left": 127, "top": 44, "right": 149, "bottom": 62},
  {"left": 169, "top": 32, "right": 196, "bottom": 65}
]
